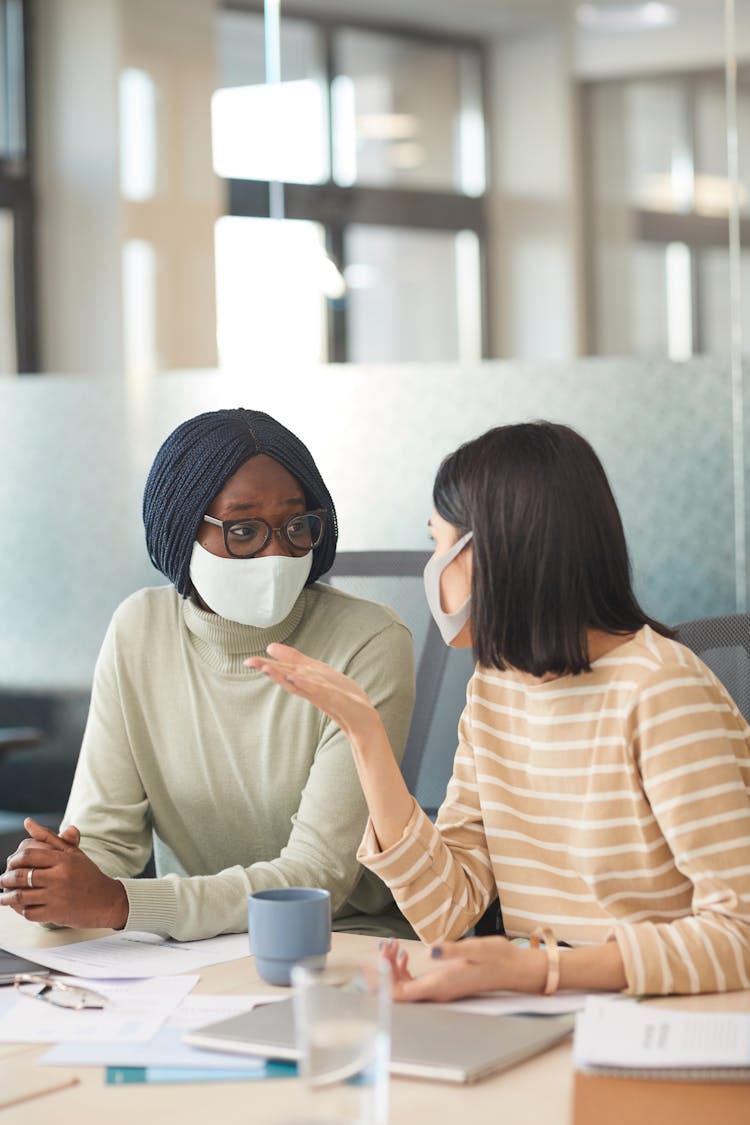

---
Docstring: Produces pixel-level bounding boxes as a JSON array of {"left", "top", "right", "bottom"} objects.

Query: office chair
[
  {"left": 674, "top": 613, "right": 750, "bottom": 723},
  {"left": 324, "top": 551, "right": 503, "bottom": 935},
  {"left": 0, "top": 688, "right": 89, "bottom": 857}
]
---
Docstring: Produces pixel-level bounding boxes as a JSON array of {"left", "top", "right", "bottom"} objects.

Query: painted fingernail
[
  {"left": 430, "top": 946, "right": 443, "bottom": 959},
  {"left": 386, "top": 937, "right": 395, "bottom": 949}
]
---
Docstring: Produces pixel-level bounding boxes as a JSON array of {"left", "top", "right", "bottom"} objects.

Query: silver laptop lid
[{"left": 185, "top": 997, "right": 573, "bottom": 1084}]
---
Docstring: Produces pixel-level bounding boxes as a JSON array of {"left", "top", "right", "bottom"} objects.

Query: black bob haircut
[
  {"left": 143, "top": 408, "right": 338, "bottom": 597},
  {"left": 433, "top": 421, "right": 673, "bottom": 676}
]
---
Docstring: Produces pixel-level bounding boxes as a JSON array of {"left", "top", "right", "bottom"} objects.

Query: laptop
[
  {"left": 185, "top": 998, "right": 573, "bottom": 1084},
  {"left": 0, "top": 948, "right": 50, "bottom": 985}
]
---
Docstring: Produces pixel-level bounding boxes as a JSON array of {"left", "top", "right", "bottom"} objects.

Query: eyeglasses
[
  {"left": 202, "top": 509, "right": 327, "bottom": 559},
  {"left": 14, "top": 973, "right": 109, "bottom": 1010}
]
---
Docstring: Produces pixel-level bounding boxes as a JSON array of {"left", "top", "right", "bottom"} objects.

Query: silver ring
[{"left": 27, "top": 868, "right": 33, "bottom": 889}]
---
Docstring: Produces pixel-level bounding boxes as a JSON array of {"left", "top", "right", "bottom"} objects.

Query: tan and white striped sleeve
[
  {"left": 358, "top": 687, "right": 497, "bottom": 943},
  {"left": 615, "top": 660, "right": 750, "bottom": 995}
]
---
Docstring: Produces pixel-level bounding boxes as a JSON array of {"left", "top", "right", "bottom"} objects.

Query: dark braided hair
[{"left": 143, "top": 408, "right": 338, "bottom": 597}]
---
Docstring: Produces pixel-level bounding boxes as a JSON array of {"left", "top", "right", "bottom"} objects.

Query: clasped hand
[{"left": 0, "top": 817, "right": 129, "bottom": 929}]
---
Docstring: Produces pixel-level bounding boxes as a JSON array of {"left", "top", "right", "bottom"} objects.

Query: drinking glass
[{"left": 291, "top": 957, "right": 391, "bottom": 1125}]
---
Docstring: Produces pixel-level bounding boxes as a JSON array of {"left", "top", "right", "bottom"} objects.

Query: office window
[
  {"left": 215, "top": 215, "right": 329, "bottom": 367},
  {"left": 0, "top": 0, "right": 35, "bottom": 372},
  {"left": 345, "top": 225, "right": 481, "bottom": 363},
  {"left": 584, "top": 72, "right": 750, "bottom": 359},
  {"left": 0, "top": 208, "right": 15, "bottom": 370},
  {"left": 694, "top": 76, "right": 750, "bottom": 217},
  {"left": 214, "top": 12, "right": 329, "bottom": 185},
  {"left": 214, "top": 5, "right": 487, "bottom": 365},
  {"left": 333, "top": 30, "right": 484, "bottom": 195},
  {"left": 698, "top": 247, "right": 750, "bottom": 357}
]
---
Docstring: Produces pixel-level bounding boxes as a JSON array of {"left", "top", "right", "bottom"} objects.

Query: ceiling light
[
  {"left": 576, "top": 3, "right": 678, "bottom": 31},
  {"left": 357, "top": 114, "right": 420, "bottom": 141}
]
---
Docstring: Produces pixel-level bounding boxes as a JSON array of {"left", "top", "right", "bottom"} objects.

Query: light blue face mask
[{"left": 422, "top": 531, "right": 474, "bottom": 645}]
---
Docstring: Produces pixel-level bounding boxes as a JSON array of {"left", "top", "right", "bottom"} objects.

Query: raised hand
[
  {"left": 245, "top": 643, "right": 383, "bottom": 742},
  {"left": 0, "top": 817, "right": 129, "bottom": 930}
]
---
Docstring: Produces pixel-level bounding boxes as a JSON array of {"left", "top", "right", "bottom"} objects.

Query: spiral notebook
[{"left": 185, "top": 998, "right": 574, "bottom": 1084}]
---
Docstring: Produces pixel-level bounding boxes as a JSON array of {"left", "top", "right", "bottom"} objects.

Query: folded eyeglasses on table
[{"left": 13, "top": 973, "right": 109, "bottom": 1010}]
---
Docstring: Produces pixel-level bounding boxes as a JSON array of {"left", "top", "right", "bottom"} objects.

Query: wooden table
[{"left": 1, "top": 907, "right": 749, "bottom": 1125}]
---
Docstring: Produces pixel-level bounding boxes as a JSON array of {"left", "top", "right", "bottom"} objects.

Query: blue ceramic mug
[{"left": 248, "top": 887, "right": 332, "bottom": 986}]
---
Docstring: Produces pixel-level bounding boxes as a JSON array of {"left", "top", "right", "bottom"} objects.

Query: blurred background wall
[
  {"left": 6, "top": 0, "right": 746, "bottom": 376},
  {"left": 2, "top": 0, "right": 748, "bottom": 662},
  {"left": 0, "top": 0, "right": 748, "bottom": 811}
]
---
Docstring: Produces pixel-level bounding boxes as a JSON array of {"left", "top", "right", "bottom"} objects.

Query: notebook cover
[{"left": 573, "top": 1069, "right": 750, "bottom": 1125}]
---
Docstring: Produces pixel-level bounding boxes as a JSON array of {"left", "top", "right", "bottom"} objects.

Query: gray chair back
[{"left": 674, "top": 613, "right": 750, "bottom": 723}]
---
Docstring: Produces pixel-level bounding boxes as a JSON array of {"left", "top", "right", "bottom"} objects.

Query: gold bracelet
[{"left": 529, "top": 925, "right": 560, "bottom": 995}]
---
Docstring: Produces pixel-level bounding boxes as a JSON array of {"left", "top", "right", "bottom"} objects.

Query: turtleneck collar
[{"left": 182, "top": 588, "right": 308, "bottom": 674}]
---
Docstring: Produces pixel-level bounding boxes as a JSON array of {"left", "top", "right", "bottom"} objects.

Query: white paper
[
  {"left": 574, "top": 996, "right": 750, "bottom": 1069},
  {"left": 2, "top": 932, "right": 249, "bottom": 979},
  {"left": 442, "top": 990, "right": 597, "bottom": 1016},
  {"left": 0, "top": 974, "right": 198, "bottom": 1044},
  {"left": 39, "top": 994, "right": 279, "bottom": 1068}
]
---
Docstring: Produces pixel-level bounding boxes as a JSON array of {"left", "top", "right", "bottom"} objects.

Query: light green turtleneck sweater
[{"left": 62, "top": 582, "right": 415, "bottom": 940}]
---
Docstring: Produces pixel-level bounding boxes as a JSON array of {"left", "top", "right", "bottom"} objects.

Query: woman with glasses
[
  {"left": 248, "top": 421, "right": 750, "bottom": 999},
  {"left": 0, "top": 409, "right": 414, "bottom": 940}
]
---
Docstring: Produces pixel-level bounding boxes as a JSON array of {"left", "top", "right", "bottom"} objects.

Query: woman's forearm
[
  {"left": 345, "top": 710, "right": 415, "bottom": 851},
  {"left": 558, "top": 939, "right": 627, "bottom": 991}
]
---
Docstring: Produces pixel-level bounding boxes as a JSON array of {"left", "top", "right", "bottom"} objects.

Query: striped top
[{"left": 358, "top": 626, "right": 750, "bottom": 995}]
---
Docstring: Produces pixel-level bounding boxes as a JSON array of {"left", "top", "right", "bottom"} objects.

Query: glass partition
[{"left": 0, "top": 359, "right": 742, "bottom": 688}]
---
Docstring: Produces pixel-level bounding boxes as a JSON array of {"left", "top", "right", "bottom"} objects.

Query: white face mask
[
  {"left": 189, "top": 542, "right": 312, "bottom": 628},
  {"left": 423, "top": 531, "right": 473, "bottom": 645}
]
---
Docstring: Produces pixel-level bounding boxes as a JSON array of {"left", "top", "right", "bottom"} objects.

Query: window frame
[
  {"left": 580, "top": 67, "right": 750, "bottom": 358},
  {"left": 220, "top": 1, "right": 490, "bottom": 362},
  {"left": 0, "top": 0, "right": 37, "bottom": 373}
]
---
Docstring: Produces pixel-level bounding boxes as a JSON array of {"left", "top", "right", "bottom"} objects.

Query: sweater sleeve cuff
[
  {"left": 613, "top": 923, "right": 658, "bottom": 996},
  {"left": 357, "top": 798, "right": 438, "bottom": 885},
  {"left": 119, "top": 876, "right": 180, "bottom": 937}
]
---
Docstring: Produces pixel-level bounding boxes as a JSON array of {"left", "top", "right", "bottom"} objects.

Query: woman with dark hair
[
  {"left": 0, "top": 409, "right": 415, "bottom": 940},
  {"left": 248, "top": 421, "right": 750, "bottom": 998}
]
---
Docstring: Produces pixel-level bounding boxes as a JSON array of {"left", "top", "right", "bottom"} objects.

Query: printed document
[
  {"left": 39, "top": 994, "right": 280, "bottom": 1069},
  {"left": 574, "top": 996, "right": 750, "bottom": 1070},
  {"left": 2, "top": 932, "right": 248, "bottom": 978},
  {"left": 445, "top": 990, "right": 596, "bottom": 1016}
]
